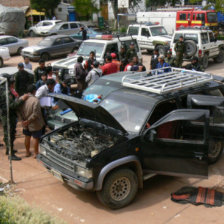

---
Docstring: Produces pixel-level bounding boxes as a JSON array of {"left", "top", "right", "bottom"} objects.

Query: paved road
[{"left": 1, "top": 38, "right": 224, "bottom": 224}]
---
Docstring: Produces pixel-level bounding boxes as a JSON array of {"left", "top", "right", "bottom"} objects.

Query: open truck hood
[{"left": 50, "top": 94, "right": 127, "bottom": 133}]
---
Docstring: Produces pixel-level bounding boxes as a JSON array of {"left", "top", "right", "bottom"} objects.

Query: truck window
[
  {"left": 196, "top": 13, "right": 205, "bottom": 24},
  {"left": 174, "top": 33, "right": 183, "bottom": 43},
  {"left": 121, "top": 39, "right": 139, "bottom": 53},
  {"left": 209, "top": 32, "right": 216, "bottom": 42},
  {"left": 201, "top": 33, "right": 209, "bottom": 44},
  {"left": 104, "top": 43, "right": 118, "bottom": 58},
  {"left": 179, "top": 13, "right": 186, "bottom": 20},
  {"left": 128, "top": 27, "right": 139, "bottom": 35},
  {"left": 141, "top": 28, "right": 150, "bottom": 37},
  {"left": 184, "top": 33, "right": 198, "bottom": 44},
  {"left": 207, "top": 12, "right": 217, "bottom": 23}
]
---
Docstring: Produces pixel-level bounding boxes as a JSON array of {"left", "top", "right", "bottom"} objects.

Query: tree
[
  {"left": 31, "top": 0, "right": 61, "bottom": 17},
  {"left": 73, "top": 0, "right": 99, "bottom": 20},
  {"left": 190, "top": 0, "right": 224, "bottom": 11},
  {"left": 146, "top": 0, "right": 181, "bottom": 7}
]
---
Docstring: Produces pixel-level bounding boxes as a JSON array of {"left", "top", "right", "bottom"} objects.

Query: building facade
[{"left": 0, "top": 0, "right": 30, "bottom": 7}]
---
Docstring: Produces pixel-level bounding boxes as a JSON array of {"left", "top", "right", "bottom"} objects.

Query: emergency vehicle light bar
[{"left": 122, "top": 67, "right": 213, "bottom": 94}]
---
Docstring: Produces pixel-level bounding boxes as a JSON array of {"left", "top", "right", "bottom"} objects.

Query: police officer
[
  {"left": 185, "top": 56, "right": 203, "bottom": 71},
  {"left": 174, "top": 36, "right": 186, "bottom": 68},
  {"left": 165, "top": 50, "right": 175, "bottom": 67},
  {"left": 0, "top": 74, "right": 28, "bottom": 160},
  {"left": 15, "top": 63, "right": 34, "bottom": 96},
  {"left": 126, "top": 42, "right": 137, "bottom": 61}
]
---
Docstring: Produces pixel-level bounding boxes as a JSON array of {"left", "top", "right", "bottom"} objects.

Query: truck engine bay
[{"left": 44, "top": 122, "right": 120, "bottom": 162}]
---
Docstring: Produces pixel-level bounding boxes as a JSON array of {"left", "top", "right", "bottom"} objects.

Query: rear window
[
  {"left": 184, "top": 33, "right": 198, "bottom": 44},
  {"left": 70, "top": 23, "right": 78, "bottom": 29},
  {"left": 128, "top": 27, "right": 139, "bottom": 35},
  {"left": 201, "top": 33, "right": 209, "bottom": 44},
  {"left": 174, "top": 33, "right": 183, "bottom": 43}
]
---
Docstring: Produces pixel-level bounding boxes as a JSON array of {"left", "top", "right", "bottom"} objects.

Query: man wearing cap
[
  {"left": 0, "top": 74, "right": 29, "bottom": 160},
  {"left": 126, "top": 42, "right": 137, "bottom": 62},
  {"left": 165, "top": 50, "right": 175, "bottom": 67},
  {"left": 174, "top": 36, "right": 186, "bottom": 67},
  {"left": 15, "top": 63, "right": 34, "bottom": 96},
  {"left": 185, "top": 56, "right": 203, "bottom": 71},
  {"left": 111, "top": 53, "right": 121, "bottom": 71}
]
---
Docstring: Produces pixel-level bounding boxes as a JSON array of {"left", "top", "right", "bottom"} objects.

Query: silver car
[
  {"left": 0, "top": 36, "right": 28, "bottom": 55},
  {"left": 41, "top": 22, "right": 87, "bottom": 36}
]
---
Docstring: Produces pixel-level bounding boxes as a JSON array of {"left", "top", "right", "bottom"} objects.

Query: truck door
[
  {"left": 139, "top": 27, "right": 152, "bottom": 50},
  {"left": 141, "top": 109, "right": 209, "bottom": 178},
  {"left": 208, "top": 32, "right": 219, "bottom": 56}
]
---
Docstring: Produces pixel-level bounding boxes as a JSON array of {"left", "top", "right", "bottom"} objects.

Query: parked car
[
  {"left": 70, "top": 28, "right": 102, "bottom": 40},
  {"left": 38, "top": 68, "right": 224, "bottom": 209},
  {"left": 127, "top": 23, "right": 171, "bottom": 55},
  {"left": 40, "top": 22, "right": 87, "bottom": 36},
  {"left": 21, "top": 35, "right": 82, "bottom": 61},
  {"left": 170, "top": 28, "right": 224, "bottom": 68},
  {"left": 28, "top": 20, "right": 62, "bottom": 37},
  {"left": 0, "top": 47, "right": 10, "bottom": 67},
  {"left": 52, "top": 35, "right": 142, "bottom": 79},
  {"left": 0, "top": 36, "right": 28, "bottom": 55}
]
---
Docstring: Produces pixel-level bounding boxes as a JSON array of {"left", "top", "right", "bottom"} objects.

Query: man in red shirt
[
  {"left": 111, "top": 53, "right": 121, "bottom": 72},
  {"left": 102, "top": 55, "right": 118, "bottom": 75}
]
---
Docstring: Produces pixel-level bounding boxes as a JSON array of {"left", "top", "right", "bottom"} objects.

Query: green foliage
[
  {"left": 31, "top": 0, "right": 61, "bottom": 17},
  {"left": 73, "top": 0, "right": 99, "bottom": 20},
  {"left": 0, "top": 196, "right": 65, "bottom": 224},
  {"left": 146, "top": 0, "right": 181, "bottom": 7},
  {"left": 190, "top": 0, "right": 224, "bottom": 12}
]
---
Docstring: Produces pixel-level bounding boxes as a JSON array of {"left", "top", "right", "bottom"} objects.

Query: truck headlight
[
  {"left": 39, "top": 145, "right": 47, "bottom": 156},
  {"left": 76, "top": 167, "right": 92, "bottom": 179},
  {"left": 69, "top": 69, "right": 74, "bottom": 75}
]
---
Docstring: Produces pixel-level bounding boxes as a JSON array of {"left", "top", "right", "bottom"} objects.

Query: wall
[{"left": 0, "top": 0, "right": 30, "bottom": 7}]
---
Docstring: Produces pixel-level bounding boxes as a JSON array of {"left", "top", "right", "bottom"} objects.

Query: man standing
[
  {"left": 15, "top": 63, "right": 34, "bottom": 96},
  {"left": 23, "top": 56, "right": 32, "bottom": 70},
  {"left": 101, "top": 55, "right": 118, "bottom": 75},
  {"left": 126, "top": 42, "right": 137, "bottom": 61},
  {"left": 84, "top": 51, "right": 96, "bottom": 72},
  {"left": 35, "top": 79, "right": 56, "bottom": 100},
  {"left": 150, "top": 49, "right": 159, "bottom": 70},
  {"left": 74, "top": 56, "right": 87, "bottom": 96},
  {"left": 17, "top": 85, "right": 45, "bottom": 158},
  {"left": 80, "top": 27, "right": 87, "bottom": 40},
  {"left": 34, "top": 59, "right": 47, "bottom": 83},
  {"left": 0, "top": 74, "right": 28, "bottom": 160},
  {"left": 86, "top": 61, "right": 102, "bottom": 87},
  {"left": 174, "top": 36, "right": 186, "bottom": 68}
]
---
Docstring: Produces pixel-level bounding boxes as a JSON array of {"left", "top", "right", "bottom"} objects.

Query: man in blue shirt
[{"left": 156, "top": 55, "right": 171, "bottom": 73}]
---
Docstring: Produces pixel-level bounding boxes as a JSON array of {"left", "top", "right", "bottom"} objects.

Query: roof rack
[
  {"left": 179, "top": 26, "right": 211, "bottom": 31},
  {"left": 122, "top": 67, "right": 213, "bottom": 94}
]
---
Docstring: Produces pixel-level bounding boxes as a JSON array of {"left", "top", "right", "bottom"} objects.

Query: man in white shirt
[{"left": 23, "top": 56, "right": 32, "bottom": 70}]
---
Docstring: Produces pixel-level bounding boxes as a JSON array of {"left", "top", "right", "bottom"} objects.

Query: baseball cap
[
  {"left": 18, "top": 63, "right": 24, "bottom": 68},
  {"left": 111, "top": 53, "right": 117, "bottom": 59}
]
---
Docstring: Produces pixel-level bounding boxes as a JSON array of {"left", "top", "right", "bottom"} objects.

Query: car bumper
[
  {"left": 37, "top": 154, "right": 94, "bottom": 191},
  {"left": 21, "top": 52, "right": 40, "bottom": 60}
]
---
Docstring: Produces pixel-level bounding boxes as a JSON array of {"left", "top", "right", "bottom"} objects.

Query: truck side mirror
[{"left": 145, "top": 129, "right": 157, "bottom": 142}]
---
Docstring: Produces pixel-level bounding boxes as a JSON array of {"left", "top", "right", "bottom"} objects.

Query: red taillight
[{"left": 198, "top": 49, "right": 202, "bottom": 57}]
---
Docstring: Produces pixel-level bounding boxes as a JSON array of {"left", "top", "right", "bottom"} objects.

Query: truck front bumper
[{"left": 37, "top": 154, "right": 94, "bottom": 191}]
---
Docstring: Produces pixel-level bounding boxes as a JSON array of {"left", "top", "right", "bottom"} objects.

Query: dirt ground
[{"left": 1, "top": 38, "right": 224, "bottom": 224}]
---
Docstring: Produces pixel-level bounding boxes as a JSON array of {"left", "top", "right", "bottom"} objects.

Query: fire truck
[{"left": 137, "top": 9, "right": 218, "bottom": 35}]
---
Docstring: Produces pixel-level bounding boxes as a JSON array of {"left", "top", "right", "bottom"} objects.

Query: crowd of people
[{"left": 0, "top": 36, "right": 203, "bottom": 161}]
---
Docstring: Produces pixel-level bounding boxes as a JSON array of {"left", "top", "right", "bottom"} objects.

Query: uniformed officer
[
  {"left": 185, "top": 56, "right": 203, "bottom": 72},
  {"left": 165, "top": 50, "right": 175, "bottom": 67},
  {"left": 174, "top": 36, "right": 186, "bottom": 68},
  {"left": 0, "top": 74, "right": 28, "bottom": 160},
  {"left": 126, "top": 42, "right": 137, "bottom": 61}
]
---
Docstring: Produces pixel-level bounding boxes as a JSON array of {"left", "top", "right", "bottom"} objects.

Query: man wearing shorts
[{"left": 17, "top": 85, "right": 45, "bottom": 158}]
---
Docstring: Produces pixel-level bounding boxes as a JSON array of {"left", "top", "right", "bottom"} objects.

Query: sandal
[{"left": 25, "top": 152, "right": 31, "bottom": 157}]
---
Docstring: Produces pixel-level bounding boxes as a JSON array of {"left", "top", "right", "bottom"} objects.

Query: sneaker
[{"left": 9, "top": 155, "right": 22, "bottom": 161}]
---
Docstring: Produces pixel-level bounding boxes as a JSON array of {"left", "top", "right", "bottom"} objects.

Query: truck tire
[
  {"left": 156, "top": 45, "right": 166, "bottom": 56},
  {"left": 208, "top": 140, "right": 223, "bottom": 164},
  {"left": 202, "top": 54, "right": 209, "bottom": 69},
  {"left": 214, "top": 50, "right": 224, "bottom": 63},
  {"left": 185, "top": 40, "right": 197, "bottom": 57},
  {"left": 96, "top": 169, "right": 138, "bottom": 209}
]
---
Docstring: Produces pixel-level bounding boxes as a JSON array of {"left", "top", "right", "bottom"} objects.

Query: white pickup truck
[{"left": 127, "top": 23, "right": 172, "bottom": 55}]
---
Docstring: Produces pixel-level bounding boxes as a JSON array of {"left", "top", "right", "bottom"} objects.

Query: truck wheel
[
  {"left": 96, "top": 169, "right": 138, "bottom": 209},
  {"left": 214, "top": 50, "right": 224, "bottom": 63},
  {"left": 156, "top": 45, "right": 166, "bottom": 56},
  {"left": 185, "top": 40, "right": 197, "bottom": 57},
  {"left": 202, "top": 54, "right": 209, "bottom": 69},
  {"left": 208, "top": 140, "right": 223, "bottom": 164},
  {"left": 41, "top": 53, "right": 50, "bottom": 61},
  {"left": 0, "top": 58, "right": 3, "bottom": 68}
]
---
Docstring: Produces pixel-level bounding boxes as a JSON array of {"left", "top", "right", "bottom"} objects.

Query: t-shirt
[{"left": 101, "top": 62, "right": 118, "bottom": 75}]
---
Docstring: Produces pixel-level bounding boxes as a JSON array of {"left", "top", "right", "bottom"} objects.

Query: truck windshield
[
  {"left": 101, "top": 93, "right": 153, "bottom": 133},
  {"left": 77, "top": 42, "right": 104, "bottom": 57},
  {"left": 207, "top": 13, "right": 217, "bottom": 23},
  {"left": 150, "top": 27, "right": 168, "bottom": 36}
]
